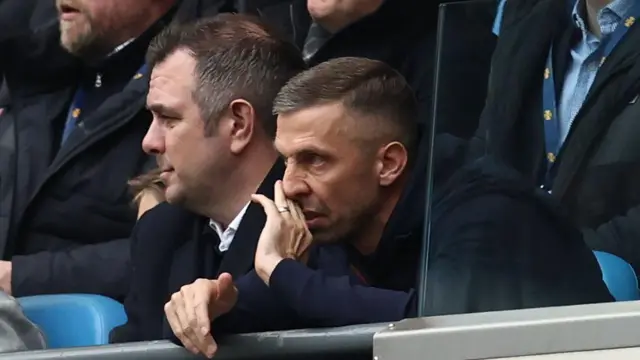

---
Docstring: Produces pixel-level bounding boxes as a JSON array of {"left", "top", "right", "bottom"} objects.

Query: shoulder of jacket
[
  {"left": 137, "top": 202, "right": 200, "bottom": 228},
  {"left": 502, "top": 0, "right": 559, "bottom": 28}
]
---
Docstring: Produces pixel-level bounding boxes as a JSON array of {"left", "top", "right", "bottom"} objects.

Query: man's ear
[
  {"left": 226, "top": 99, "right": 256, "bottom": 154},
  {"left": 376, "top": 141, "right": 408, "bottom": 186}
]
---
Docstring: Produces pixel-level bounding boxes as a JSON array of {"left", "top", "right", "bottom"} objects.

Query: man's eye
[
  {"left": 302, "top": 153, "right": 326, "bottom": 168},
  {"left": 158, "top": 115, "right": 180, "bottom": 127},
  {"left": 310, "top": 155, "right": 325, "bottom": 166}
]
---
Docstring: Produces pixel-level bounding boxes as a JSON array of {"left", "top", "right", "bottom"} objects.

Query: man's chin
[
  {"left": 59, "top": 26, "right": 99, "bottom": 58},
  {"left": 60, "top": 35, "right": 89, "bottom": 56},
  {"left": 163, "top": 186, "right": 184, "bottom": 206},
  {"left": 309, "top": 230, "right": 340, "bottom": 245}
]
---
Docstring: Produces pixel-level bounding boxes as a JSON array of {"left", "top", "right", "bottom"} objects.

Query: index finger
[
  {"left": 251, "top": 194, "right": 280, "bottom": 218},
  {"left": 274, "top": 180, "right": 287, "bottom": 208}
]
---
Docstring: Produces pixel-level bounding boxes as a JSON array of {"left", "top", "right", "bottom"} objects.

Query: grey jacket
[{"left": 0, "top": 291, "right": 46, "bottom": 353}]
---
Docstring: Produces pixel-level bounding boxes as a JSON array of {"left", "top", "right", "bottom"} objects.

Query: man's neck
[
  {"left": 351, "top": 185, "right": 404, "bottom": 256},
  {"left": 586, "top": 0, "right": 614, "bottom": 37},
  {"left": 204, "top": 144, "right": 278, "bottom": 228}
]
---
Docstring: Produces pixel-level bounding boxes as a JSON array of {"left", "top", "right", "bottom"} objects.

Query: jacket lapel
[
  {"left": 165, "top": 218, "right": 209, "bottom": 296},
  {"left": 553, "top": 25, "right": 640, "bottom": 198},
  {"left": 217, "top": 159, "right": 285, "bottom": 279},
  {"left": 482, "top": 0, "right": 564, "bottom": 163}
]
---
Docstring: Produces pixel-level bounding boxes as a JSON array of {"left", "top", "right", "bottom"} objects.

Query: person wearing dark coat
[
  {"left": 108, "top": 14, "right": 307, "bottom": 344},
  {"left": 165, "top": 57, "right": 613, "bottom": 358},
  {"left": 239, "top": 0, "right": 479, "bottom": 139},
  {"left": 470, "top": 0, "right": 640, "bottom": 275},
  {"left": 0, "top": 0, "right": 233, "bottom": 299}
]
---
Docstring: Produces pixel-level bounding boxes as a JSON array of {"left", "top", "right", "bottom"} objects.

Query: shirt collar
[
  {"left": 208, "top": 203, "right": 250, "bottom": 237},
  {"left": 572, "top": 0, "right": 634, "bottom": 34}
]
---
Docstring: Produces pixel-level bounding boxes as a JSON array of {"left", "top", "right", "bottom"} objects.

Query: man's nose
[
  {"left": 142, "top": 120, "right": 165, "bottom": 155},
  {"left": 282, "top": 165, "right": 310, "bottom": 199}
]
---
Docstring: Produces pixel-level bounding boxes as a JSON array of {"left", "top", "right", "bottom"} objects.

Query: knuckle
[
  {"left": 171, "top": 292, "right": 181, "bottom": 302},
  {"left": 181, "top": 325, "right": 192, "bottom": 336}
]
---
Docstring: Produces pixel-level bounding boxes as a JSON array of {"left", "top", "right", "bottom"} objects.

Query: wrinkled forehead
[{"left": 274, "top": 102, "right": 354, "bottom": 156}]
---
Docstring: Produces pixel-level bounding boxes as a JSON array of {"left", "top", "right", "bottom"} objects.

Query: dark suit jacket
[{"left": 109, "top": 160, "right": 284, "bottom": 343}]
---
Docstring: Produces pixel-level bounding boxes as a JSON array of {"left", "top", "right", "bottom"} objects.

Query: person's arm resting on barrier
[
  {"left": 250, "top": 183, "right": 416, "bottom": 327},
  {"left": 10, "top": 238, "right": 130, "bottom": 298},
  {"left": 253, "top": 192, "right": 608, "bottom": 324}
]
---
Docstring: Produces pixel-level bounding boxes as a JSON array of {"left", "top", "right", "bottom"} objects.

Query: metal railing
[
  {"left": 3, "top": 323, "right": 384, "bottom": 360},
  {"left": 8, "top": 301, "right": 640, "bottom": 359}
]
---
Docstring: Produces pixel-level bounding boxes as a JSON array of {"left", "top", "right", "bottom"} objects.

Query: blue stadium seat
[
  {"left": 593, "top": 251, "right": 640, "bottom": 301},
  {"left": 17, "top": 294, "right": 127, "bottom": 348}
]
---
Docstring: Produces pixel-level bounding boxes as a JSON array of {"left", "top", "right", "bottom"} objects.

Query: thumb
[
  {"left": 217, "top": 273, "right": 237, "bottom": 302},
  {"left": 210, "top": 273, "right": 237, "bottom": 319},
  {"left": 218, "top": 272, "right": 233, "bottom": 288}
]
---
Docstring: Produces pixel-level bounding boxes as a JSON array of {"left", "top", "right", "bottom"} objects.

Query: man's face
[
  {"left": 55, "top": 0, "right": 151, "bottom": 56},
  {"left": 143, "top": 50, "right": 232, "bottom": 210},
  {"left": 275, "top": 103, "right": 382, "bottom": 244}
]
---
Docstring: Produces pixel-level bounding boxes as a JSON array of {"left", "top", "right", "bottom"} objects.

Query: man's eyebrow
[
  {"left": 277, "top": 145, "right": 333, "bottom": 159},
  {"left": 146, "top": 103, "right": 180, "bottom": 116}
]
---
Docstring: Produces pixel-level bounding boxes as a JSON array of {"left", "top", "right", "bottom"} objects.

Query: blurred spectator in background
[
  {"left": 128, "top": 168, "right": 166, "bottom": 219},
  {"left": 0, "top": 0, "right": 231, "bottom": 299},
  {"left": 243, "top": 0, "right": 474, "bottom": 138},
  {"left": 470, "top": 0, "right": 640, "bottom": 275}
]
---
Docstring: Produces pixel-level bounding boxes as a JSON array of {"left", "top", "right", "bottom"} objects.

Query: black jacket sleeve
[
  {"left": 267, "top": 260, "right": 415, "bottom": 327},
  {"left": 209, "top": 271, "right": 300, "bottom": 335},
  {"left": 11, "top": 238, "right": 131, "bottom": 299}
]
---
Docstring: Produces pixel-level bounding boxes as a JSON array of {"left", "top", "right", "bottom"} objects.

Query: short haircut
[
  {"left": 146, "top": 13, "right": 307, "bottom": 137},
  {"left": 273, "top": 57, "right": 419, "bottom": 159}
]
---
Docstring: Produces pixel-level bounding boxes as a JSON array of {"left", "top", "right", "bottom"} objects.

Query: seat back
[
  {"left": 17, "top": 294, "right": 127, "bottom": 348},
  {"left": 593, "top": 251, "right": 640, "bottom": 301}
]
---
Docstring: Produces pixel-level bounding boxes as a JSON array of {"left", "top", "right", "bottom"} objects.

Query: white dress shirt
[{"left": 208, "top": 203, "right": 250, "bottom": 252}]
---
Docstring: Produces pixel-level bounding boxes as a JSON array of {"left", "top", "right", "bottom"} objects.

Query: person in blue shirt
[{"left": 470, "top": 0, "right": 640, "bottom": 275}]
